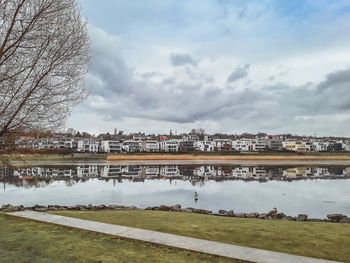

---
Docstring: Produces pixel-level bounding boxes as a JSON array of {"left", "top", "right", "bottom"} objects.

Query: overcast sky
[{"left": 67, "top": 0, "right": 350, "bottom": 136}]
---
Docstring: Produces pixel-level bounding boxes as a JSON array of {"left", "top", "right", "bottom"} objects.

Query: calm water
[{"left": 1, "top": 163, "right": 350, "bottom": 218}]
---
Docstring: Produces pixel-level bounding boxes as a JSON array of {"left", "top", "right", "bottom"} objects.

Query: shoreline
[
  {"left": 2, "top": 204, "right": 350, "bottom": 224},
  {"left": 107, "top": 153, "right": 350, "bottom": 161},
  {"left": 5, "top": 153, "right": 350, "bottom": 166}
]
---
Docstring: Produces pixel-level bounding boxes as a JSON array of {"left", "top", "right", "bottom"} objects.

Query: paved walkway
[{"left": 7, "top": 211, "right": 339, "bottom": 263}]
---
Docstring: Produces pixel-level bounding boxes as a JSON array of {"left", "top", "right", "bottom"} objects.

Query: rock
[
  {"left": 258, "top": 213, "right": 266, "bottom": 219},
  {"left": 339, "top": 217, "right": 350, "bottom": 223},
  {"left": 158, "top": 205, "right": 171, "bottom": 211},
  {"left": 34, "top": 207, "right": 48, "bottom": 211},
  {"left": 235, "top": 213, "right": 245, "bottom": 218},
  {"left": 327, "top": 214, "right": 346, "bottom": 222},
  {"left": 276, "top": 213, "right": 287, "bottom": 219},
  {"left": 1, "top": 204, "right": 12, "bottom": 210},
  {"left": 187, "top": 208, "right": 212, "bottom": 214},
  {"left": 218, "top": 209, "right": 228, "bottom": 215},
  {"left": 266, "top": 208, "right": 278, "bottom": 217},
  {"left": 33, "top": 205, "right": 46, "bottom": 209},
  {"left": 297, "top": 214, "right": 308, "bottom": 221},
  {"left": 245, "top": 213, "right": 259, "bottom": 218},
  {"left": 3, "top": 205, "right": 23, "bottom": 212},
  {"left": 227, "top": 210, "right": 235, "bottom": 217},
  {"left": 75, "top": 205, "right": 86, "bottom": 210}
]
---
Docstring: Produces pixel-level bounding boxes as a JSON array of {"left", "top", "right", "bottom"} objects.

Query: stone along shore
[{"left": 1, "top": 204, "right": 350, "bottom": 223}]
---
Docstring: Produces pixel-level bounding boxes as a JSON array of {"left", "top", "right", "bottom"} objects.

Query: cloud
[
  {"left": 170, "top": 53, "right": 197, "bottom": 67},
  {"left": 227, "top": 64, "right": 250, "bottom": 83},
  {"left": 73, "top": 25, "right": 350, "bottom": 136},
  {"left": 70, "top": 0, "right": 350, "bottom": 136}
]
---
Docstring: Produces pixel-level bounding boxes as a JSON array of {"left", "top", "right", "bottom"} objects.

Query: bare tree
[{"left": 0, "top": 0, "right": 90, "bottom": 141}]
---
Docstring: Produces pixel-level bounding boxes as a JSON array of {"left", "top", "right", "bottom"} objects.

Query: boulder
[
  {"left": 297, "top": 214, "right": 308, "bottom": 221},
  {"left": 339, "top": 217, "right": 350, "bottom": 223},
  {"left": 235, "top": 213, "right": 245, "bottom": 218},
  {"left": 245, "top": 213, "right": 259, "bottom": 218},
  {"left": 218, "top": 209, "right": 228, "bottom": 215},
  {"left": 327, "top": 214, "right": 346, "bottom": 222},
  {"left": 258, "top": 213, "right": 266, "bottom": 219},
  {"left": 276, "top": 213, "right": 287, "bottom": 219},
  {"left": 33, "top": 205, "right": 47, "bottom": 209},
  {"left": 158, "top": 205, "right": 171, "bottom": 211},
  {"left": 3, "top": 205, "right": 23, "bottom": 212},
  {"left": 266, "top": 208, "right": 278, "bottom": 217},
  {"left": 171, "top": 204, "right": 181, "bottom": 209},
  {"left": 227, "top": 210, "right": 235, "bottom": 217},
  {"left": 34, "top": 207, "right": 48, "bottom": 212},
  {"left": 1, "top": 204, "right": 12, "bottom": 210}
]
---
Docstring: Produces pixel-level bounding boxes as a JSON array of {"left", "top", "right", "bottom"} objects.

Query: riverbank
[
  {"left": 2, "top": 209, "right": 349, "bottom": 262},
  {"left": 43, "top": 210, "right": 350, "bottom": 262},
  {"left": 2, "top": 204, "right": 349, "bottom": 223},
  {"left": 107, "top": 153, "right": 350, "bottom": 161},
  {"left": 5, "top": 152, "right": 350, "bottom": 166},
  {"left": 0, "top": 212, "right": 235, "bottom": 263}
]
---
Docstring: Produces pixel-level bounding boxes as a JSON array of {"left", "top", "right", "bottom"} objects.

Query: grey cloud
[
  {"left": 317, "top": 69, "right": 350, "bottom": 91},
  {"left": 227, "top": 64, "right": 250, "bottom": 83},
  {"left": 170, "top": 53, "right": 197, "bottom": 67},
  {"left": 82, "top": 26, "right": 350, "bottom": 135},
  {"left": 316, "top": 68, "right": 350, "bottom": 109}
]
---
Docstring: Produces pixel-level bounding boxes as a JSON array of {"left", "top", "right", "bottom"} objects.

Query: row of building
[{"left": 17, "top": 134, "right": 350, "bottom": 153}]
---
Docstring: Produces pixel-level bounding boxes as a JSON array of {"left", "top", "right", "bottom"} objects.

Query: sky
[{"left": 66, "top": 0, "right": 350, "bottom": 136}]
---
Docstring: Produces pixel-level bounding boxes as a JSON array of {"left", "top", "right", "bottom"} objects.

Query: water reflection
[
  {"left": 1, "top": 164, "right": 350, "bottom": 218},
  {"left": 1, "top": 165, "right": 350, "bottom": 190}
]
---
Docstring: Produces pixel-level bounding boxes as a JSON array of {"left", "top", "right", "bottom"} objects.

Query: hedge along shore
[{"left": 1, "top": 204, "right": 350, "bottom": 224}]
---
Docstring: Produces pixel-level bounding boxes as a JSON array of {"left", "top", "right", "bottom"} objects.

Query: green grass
[
  {"left": 51, "top": 210, "right": 350, "bottom": 262},
  {"left": 0, "top": 213, "right": 242, "bottom": 263}
]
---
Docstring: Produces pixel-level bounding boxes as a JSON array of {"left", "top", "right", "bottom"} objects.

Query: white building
[
  {"left": 101, "top": 140, "right": 122, "bottom": 153},
  {"left": 232, "top": 139, "right": 250, "bottom": 151},
  {"left": 77, "top": 140, "right": 98, "bottom": 152},
  {"left": 195, "top": 141, "right": 215, "bottom": 152},
  {"left": 160, "top": 140, "right": 179, "bottom": 152},
  {"left": 144, "top": 140, "right": 160, "bottom": 152},
  {"left": 122, "top": 140, "right": 142, "bottom": 152}
]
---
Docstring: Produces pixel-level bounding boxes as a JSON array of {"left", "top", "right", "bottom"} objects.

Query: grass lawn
[
  {"left": 0, "top": 213, "right": 242, "bottom": 263},
  {"left": 51, "top": 210, "right": 350, "bottom": 262}
]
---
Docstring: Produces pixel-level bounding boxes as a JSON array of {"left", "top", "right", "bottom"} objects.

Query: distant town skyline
[{"left": 67, "top": 0, "right": 350, "bottom": 136}]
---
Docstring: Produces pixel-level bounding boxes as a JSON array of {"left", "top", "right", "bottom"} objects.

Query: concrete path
[{"left": 6, "top": 211, "right": 340, "bottom": 263}]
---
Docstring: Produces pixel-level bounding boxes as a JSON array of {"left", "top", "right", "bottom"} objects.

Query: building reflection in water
[{"left": 1, "top": 165, "right": 350, "bottom": 190}]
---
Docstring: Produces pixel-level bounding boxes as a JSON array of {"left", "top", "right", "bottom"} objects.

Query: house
[
  {"left": 179, "top": 141, "right": 196, "bottom": 152},
  {"left": 143, "top": 140, "right": 160, "bottom": 152},
  {"left": 232, "top": 139, "right": 250, "bottom": 151},
  {"left": 268, "top": 138, "right": 283, "bottom": 151},
  {"left": 249, "top": 139, "right": 268, "bottom": 151},
  {"left": 122, "top": 140, "right": 142, "bottom": 152},
  {"left": 77, "top": 139, "right": 98, "bottom": 152},
  {"left": 283, "top": 140, "right": 306, "bottom": 151},
  {"left": 160, "top": 140, "right": 179, "bottom": 152},
  {"left": 214, "top": 139, "right": 232, "bottom": 151},
  {"left": 100, "top": 140, "right": 122, "bottom": 153},
  {"left": 195, "top": 141, "right": 215, "bottom": 152}
]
